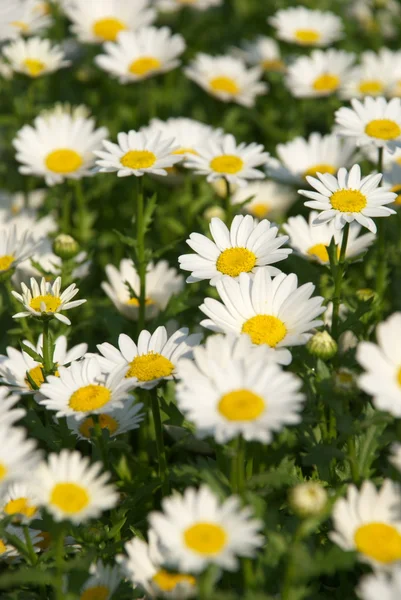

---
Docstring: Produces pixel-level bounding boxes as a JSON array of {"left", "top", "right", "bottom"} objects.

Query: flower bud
[
  {"left": 203, "top": 206, "right": 226, "bottom": 222},
  {"left": 289, "top": 482, "right": 328, "bottom": 517},
  {"left": 306, "top": 330, "right": 337, "bottom": 360},
  {"left": 356, "top": 288, "right": 376, "bottom": 302},
  {"left": 334, "top": 367, "right": 357, "bottom": 394},
  {"left": 53, "top": 234, "right": 79, "bottom": 260}
]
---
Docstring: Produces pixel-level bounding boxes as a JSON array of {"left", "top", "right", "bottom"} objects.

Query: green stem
[
  {"left": 281, "top": 523, "right": 306, "bottom": 600},
  {"left": 151, "top": 390, "right": 169, "bottom": 496},
  {"left": 42, "top": 320, "right": 53, "bottom": 376},
  {"left": 74, "top": 180, "right": 89, "bottom": 242},
  {"left": 136, "top": 177, "right": 147, "bottom": 337},
  {"left": 53, "top": 525, "right": 66, "bottom": 600},
  {"left": 230, "top": 436, "right": 246, "bottom": 495},
  {"left": 92, "top": 414, "right": 110, "bottom": 470},
  {"left": 61, "top": 192, "right": 71, "bottom": 234},
  {"left": 331, "top": 222, "right": 350, "bottom": 339},
  {"left": 224, "top": 177, "right": 232, "bottom": 225},
  {"left": 347, "top": 435, "right": 359, "bottom": 483},
  {"left": 23, "top": 525, "right": 38, "bottom": 565}
]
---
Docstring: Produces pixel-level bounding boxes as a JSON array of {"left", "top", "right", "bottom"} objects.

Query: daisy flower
[
  {"left": 0, "top": 389, "right": 25, "bottom": 427},
  {"left": 358, "top": 568, "right": 401, "bottom": 600},
  {"left": 179, "top": 215, "right": 291, "bottom": 285},
  {"left": 0, "top": 483, "right": 39, "bottom": 524},
  {"left": 184, "top": 133, "right": 269, "bottom": 188},
  {"left": 2, "top": 37, "right": 70, "bottom": 78},
  {"left": 67, "top": 401, "right": 144, "bottom": 442},
  {"left": 102, "top": 259, "right": 184, "bottom": 321},
  {"left": 95, "top": 27, "right": 185, "bottom": 84},
  {"left": 299, "top": 164, "right": 396, "bottom": 233},
  {"left": 0, "top": 0, "right": 52, "bottom": 42},
  {"left": 176, "top": 334, "right": 304, "bottom": 443},
  {"left": 0, "top": 189, "right": 49, "bottom": 222},
  {"left": 64, "top": 0, "right": 156, "bottom": 44},
  {"left": 39, "top": 357, "right": 136, "bottom": 420},
  {"left": 335, "top": 97, "right": 401, "bottom": 152},
  {"left": 12, "top": 276, "right": 86, "bottom": 325},
  {"left": 231, "top": 181, "right": 296, "bottom": 221},
  {"left": 13, "top": 113, "right": 108, "bottom": 186},
  {"left": 0, "top": 525, "right": 42, "bottom": 561},
  {"left": 95, "top": 130, "right": 181, "bottom": 177},
  {"left": 340, "top": 49, "right": 399, "bottom": 100},
  {"left": 32, "top": 450, "right": 118, "bottom": 523},
  {"left": 237, "top": 37, "right": 285, "bottom": 73},
  {"left": 268, "top": 7, "right": 343, "bottom": 47},
  {"left": 0, "top": 426, "right": 41, "bottom": 490},
  {"left": 184, "top": 54, "right": 268, "bottom": 107},
  {"left": 330, "top": 479, "right": 401, "bottom": 568},
  {"left": 283, "top": 212, "right": 375, "bottom": 264},
  {"left": 285, "top": 50, "right": 355, "bottom": 98},
  {"left": 200, "top": 270, "right": 325, "bottom": 351},
  {"left": 78, "top": 561, "right": 121, "bottom": 600},
  {"left": 0, "top": 225, "right": 39, "bottom": 277},
  {"left": 156, "top": 0, "right": 222, "bottom": 12}
]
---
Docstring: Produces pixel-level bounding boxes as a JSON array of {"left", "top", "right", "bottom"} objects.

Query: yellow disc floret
[
  {"left": 294, "top": 29, "right": 321, "bottom": 44},
  {"left": 129, "top": 57, "right": 161, "bottom": 76},
  {"left": 120, "top": 150, "right": 156, "bottom": 170},
  {"left": 242, "top": 314, "right": 287, "bottom": 347},
  {"left": 365, "top": 119, "right": 401, "bottom": 140},
  {"left": 23, "top": 58, "right": 46, "bottom": 77},
  {"left": 69, "top": 385, "right": 111, "bottom": 412},
  {"left": 45, "top": 149, "right": 83, "bottom": 174},
  {"left": 30, "top": 295, "right": 62, "bottom": 313},
  {"left": 313, "top": 74, "right": 340, "bottom": 93},
  {"left": 354, "top": 522, "right": 401, "bottom": 564},
  {"left": 125, "top": 352, "right": 175, "bottom": 381},
  {"left": 184, "top": 522, "right": 227, "bottom": 555},
  {"left": 0, "top": 255, "right": 15, "bottom": 272},
  {"left": 152, "top": 571, "right": 196, "bottom": 593},
  {"left": 78, "top": 414, "right": 119, "bottom": 439},
  {"left": 92, "top": 17, "right": 127, "bottom": 41},
  {"left": 209, "top": 76, "right": 239, "bottom": 95},
  {"left": 216, "top": 247, "right": 257, "bottom": 277},
  {"left": 330, "top": 189, "right": 367, "bottom": 213},
  {"left": 50, "top": 482, "right": 89, "bottom": 515},
  {"left": 218, "top": 389, "right": 265, "bottom": 421},
  {"left": 210, "top": 155, "right": 244, "bottom": 174}
]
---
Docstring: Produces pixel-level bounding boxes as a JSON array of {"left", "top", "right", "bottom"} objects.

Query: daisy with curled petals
[
  {"left": 39, "top": 357, "right": 136, "bottom": 420},
  {"left": 184, "top": 133, "right": 269, "bottom": 188},
  {"left": 95, "top": 130, "right": 181, "bottom": 178},
  {"left": 149, "top": 485, "right": 264, "bottom": 573},
  {"left": 95, "top": 27, "right": 185, "bottom": 84},
  {"left": 179, "top": 215, "right": 291, "bottom": 285},
  {"left": 299, "top": 164, "right": 396, "bottom": 233},
  {"left": 340, "top": 49, "right": 398, "bottom": 100},
  {"left": 13, "top": 112, "right": 108, "bottom": 186},
  {"left": 78, "top": 561, "right": 121, "bottom": 600},
  {"left": 330, "top": 479, "right": 401, "bottom": 568},
  {"left": 231, "top": 181, "right": 296, "bottom": 221},
  {"left": 335, "top": 97, "right": 401, "bottom": 152},
  {"left": 184, "top": 54, "right": 268, "bottom": 107},
  {"left": 357, "top": 312, "right": 401, "bottom": 416},
  {"left": 0, "top": 389, "right": 25, "bottom": 427},
  {"left": 0, "top": 225, "right": 39, "bottom": 277},
  {"left": 176, "top": 334, "right": 304, "bottom": 444},
  {"left": 358, "top": 568, "right": 401, "bottom": 600},
  {"left": 32, "top": 449, "right": 118, "bottom": 523},
  {"left": 0, "top": 0, "right": 52, "bottom": 42},
  {"left": 95, "top": 326, "right": 202, "bottom": 389},
  {"left": 12, "top": 277, "right": 86, "bottom": 325},
  {"left": 157, "top": 0, "right": 222, "bottom": 12},
  {"left": 2, "top": 37, "right": 70, "bottom": 78},
  {"left": 200, "top": 270, "right": 325, "bottom": 352},
  {"left": 0, "top": 426, "right": 41, "bottom": 490},
  {"left": 0, "top": 482, "right": 39, "bottom": 524},
  {"left": 268, "top": 7, "right": 343, "bottom": 47},
  {"left": 67, "top": 401, "right": 144, "bottom": 442}
]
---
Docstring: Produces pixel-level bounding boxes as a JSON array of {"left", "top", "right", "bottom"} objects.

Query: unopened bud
[
  {"left": 307, "top": 331, "right": 337, "bottom": 360},
  {"left": 289, "top": 482, "right": 328, "bottom": 517},
  {"left": 356, "top": 288, "right": 376, "bottom": 302},
  {"left": 334, "top": 368, "right": 357, "bottom": 394},
  {"left": 53, "top": 234, "right": 79, "bottom": 260},
  {"left": 203, "top": 206, "right": 226, "bottom": 222}
]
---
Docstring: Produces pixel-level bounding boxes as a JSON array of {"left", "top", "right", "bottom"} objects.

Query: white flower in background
[
  {"left": 340, "top": 49, "right": 401, "bottom": 100},
  {"left": 390, "top": 443, "right": 401, "bottom": 473},
  {"left": 0, "top": 225, "right": 39, "bottom": 276},
  {"left": 0, "top": 189, "right": 49, "bottom": 223},
  {"left": 330, "top": 479, "right": 401, "bottom": 568},
  {"left": 363, "top": 144, "right": 401, "bottom": 170},
  {"left": 32, "top": 450, "right": 118, "bottom": 523},
  {"left": 96, "top": 326, "right": 201, "bottom": 389},
  {"left": 12, "top": 277, "right": 86, "bottom": 325},
  {"left": 176, "top": 334, "right": 304, "bottom": 443},
  {"left": 102, "top": 259, "right": 184, "bottom": 321},
  {"left": 95, "top": 130, "right": 181, "bottom": 177},
  {"left": 0, "top": 525, "right": 42, "bottom": 560},
  {"left": 335, "top": 97, "right": 401, "bottom": 152},
  {"left": 231, "top": 180, "right": 296, "bottom": 221},
  {"left": 299, "top": 164, "right": 396, "bottom": 233},
  {"left": 2, "top": 37, "right": 70, "bottom": 78},
  {"left": 0, "top": 483, "right": 39, "bottom": 524},
  {"left": 184, "top": 133, "right": 269, "bottom": 187},
  {"left": 283, "top": 213, "right": 375, "bottom": 264},
  {"left": 40, "top": 102, "right": 92, "bottom": 122},
  {"left": 95, "top": 27, "right": 186, "bottom": 83},
  {"left": 149, "top": 486, "right": 264, "bottom": 573},
  {"left": 179, "top": 215, "right": 291, "bottom": 284},
  {"left": 383, "top": 163, "right": 401, "bottom": 206},
  {"left": 235, "top": 37, "right": 285, "bottom": 73},
  {"left": 289, "top": 482, "right": 328, "bottom": 517},
  {"left": 64, "top": 0, "right": 156, "bottom": 43},
  {"left": 78, "top": 561, "right": 121, "bottom": 600},
  {"left": 357, "top": 568, "right": 401, "bottom": 600},
  {"left": 67, "top": 401, "right": 144, "bottom": 441},
  {"left": 0, "top": 389, "right": 25, "bottom": 427},
  {"left": 268, "top": 7, "right": 343, "bottom": 47},
  {"left": 350, "top": 0, "right": 401, "bottom": 40},
  {"left": 285, "top": 50, "right": 355, "bottom": 98},
  {"left": 13, "top": 113, "right": 108, "bottom": 186},
  {"left": 0, "top": 0, "right": 52, "bottom": 42},
  {"left": 357, "top": 312, "right": 401, "bottom": 416},
  {"left": 267, "top": 133, "right": 356, "bottom": 185},
  {"left": 39, "top": 357, "right": 135, "bottom": 420},
  {"left": 200, "top": 270, "right": 324, "bottom": 351},
  {"left": 0, "top": 426, "right": 41, "bottom": 490},
  {"left": 156, "top": 0, "right": 222, "bottom": 12},
  {"left": 185, "top": 54, "right": 268, "bottom": 107}
]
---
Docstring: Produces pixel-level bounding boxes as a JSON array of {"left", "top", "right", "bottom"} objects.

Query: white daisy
[
  {"left": 64, "top": 0, "right": 156, "bottom": 44},
  {"left": 179, "top": 215, "right": 291, "bottom": 285},
  {"left": 0, "top": 389, "right": 25, "bottom": 427},
  {"left": 283, "top": 212, "right": 375, "bottom": 264},
  {"left": 0, "top": 0, "right": 52, "bottom": 42},
  {"left": 32, "top": 449, "right": 118, "bottom": 523},
  {"left": 95, "top": 27, "right": 185, "bottom": 84},
  {"left": 0, "top": 225, "right": 39, "bottom": 276},
  {"left": 330, "top": 479, "right": 401, "bottom": 568},
  {"left": 12, "top": 276, "right": 86, "bottom": 325},
  {"left": 0, "top": 482, "right": 39, "bottom": 524},
  {"left": 200, "top": 269, "right": 325, "bottom": 351},
  {"left": 0, "top": 426, "right": 41, "bottom": 490},
  {"left": 358, "top": 568, "right": 401, "bottom": 600},
  {"left": 176, "top": 334, "right": 304, "bottom": 443},
  {"left": 39, "top": 357, "right": 136, "bottom": 420},
  {"left": 0, "top": 525, "right": 42, "bottom": 561},
  {"left": 299, "top": 164, "right": 396, "bottom": 233},
  {"left": 268, "top": 7, "right": 343, "bottom": 47},
  {"left": 2, "top": 37, "right": 70, "bottom": 78},
  {"left": 13, "top": 113, "right": 108, "bottom": 186},
  {"left": 335, "top": 97, "right": 401, "bottom": 152},
  {"left": 357, "top": 312, "right": 401, "bottom": 416},
  {"left": 79, "top": 561, "right": 121, "bottom": 600},
  {"left": 184, "top": 54, "right": 268, "bottom": 107},
  {"left": 67, "top": 401, "right": 144, "bottom": 442},
  {"left": 156, "top": 0, "right": 222, "bottom": 12},
  {"left": 149, "top": 485, "right": 264, "bottom": 573},
  {"left": 231, "top": 180, "right": 296, "bottom": 221},
  {"left": 102, "top": 259, "right": 184, "bottom": 321},
  {"left": 237, "top": 37, "right": 285, "bottom": 73},
  {"left": 285, "top": 50, "right": 355, "bottom": 98},
  {"left": 340, "top": 49, "right": 400, "bottom": 100},
  {"left": 0, "top": 189, "right": 48, "bottom": 222}
]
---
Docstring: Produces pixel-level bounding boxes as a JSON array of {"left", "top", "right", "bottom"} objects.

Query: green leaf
[{"left": 20, "top": 343, "right": 43, "bottom": 363}]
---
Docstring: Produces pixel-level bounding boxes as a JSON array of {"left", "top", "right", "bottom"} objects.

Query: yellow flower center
[
  {"left": 358, "top": 80, "right": 384, "bottom": 95},
  {"left": 262, "top": 59, "right": 285, "bottom": 72},
  {"left": 218, "top": 389, "right": 265, "bottom": 421},
  {"left": 251, "top": 202, "right": 270, "bottom": 219},
  {"left": 120, "top": 150, "right": 156, "bottom": 170},
  {"left": 354, "top": 522, "right": 401, "bottom": 564},
  {"left": 216, "top": 247, "right": 257, "bottom": 277},
  {"left": 25, "top": 365, "right": 45, "bottom": 390},
  {"left": 0, "top": 540, "right": 7, "bottom": 554},
  {"left": 30, "top": 295, "right": 62, "bottom": 313},
  {"left": 50, "top": 482, "right": 89, "bottom": 515},
  {"left": 304, "top": 164, "right": 337, "bottom": 178},
  {"left": 92, "top": 17, "right": 127, "bottom": 41},
  {"left": 294, "top": 29, "right": 321, "bottom": 44},
  {"left": 210, "top": 155, "right": 244, "bottom": 174},
  {"left": 397, "top": 366, "right": 401, "bottom": 386},
  {"left": 330, "top": 189, "right": 367, "bottom": 213},
  {"left": 0, "top": 254, "right": 15, "bottom": 272},
  {"left": 129, "top": 56, "right": 161, "bottom": 76},
  {"left": 45, "top": 149, "right": 83, "bottom": 174},
  {"left": 125, "top": 352, "right": 175, "bottom": 381},
  {"left": 0, "top": 463, "right": 7, "bottom": 482},
  {"left": 307, "top": 243, "right": 330, "bottom": 263},
  {"left": 242, "top": 314, "right": 287, "bottom": 347},
  {"left": 125, "top": 296, "right": 154, "bottom": 306},
  {"left": 23, "top": 58, "right": 46, "bottom": 77},
  {"left": 69, "top": 385, "right": 111, "bottom": 412},
  {"left": 11, "top": 21, "right": 29, "bottom": 32},
  {"left": 173, "top": 148, "right": 198, "bottom": 156},
  {"left": 313, "top": 74, "right": 340, "bottom": 93},
  {"left": 365, "top": 119, "right": 401, "bottom": 140},
  {"left": 391, "top": 184, "right": 401, "bottom": 205},
  {"left": 78, "top": 414, "right": 119, "bottom": 438},
  {"left": 184, "top": 522, "right": 227, "bottom": 555},
  {"left": 152, "top": 570, "right": 196, "bottom": 592},
  {"left": 4, "top": 497, "right": 37, "bottom": 519},
  {"left": 80, "top": 586, "right": 110, "bottom": 600},
  {"left": 209, "top": 76, "right": 239, "bottom": 95}
]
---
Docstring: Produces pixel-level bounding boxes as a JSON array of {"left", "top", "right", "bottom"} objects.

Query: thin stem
[
  {"left": 136, "top": 177, "right": 147, "bottom": 337},
  {"left": 375, "top": 147, "right": 387, "bottom": 305},
  {"left": 54, "top": 524, "right": 66, "bottom": 600},
  {"left": 61, "top": 192, "right": 71, "bottom": 234},
  {"left": 42, "top": 320, "right": 54, "bottom": 376},
  {"left": 331, "top": 222, "right": 350, "bottom": 339},
  {"left": 92, "top": 414, "right": 110, "bottom": 471},
  {"left": 151, "top": 390, "right": 169, "bottom": 496},
  {"left": 230, "top": 436, "right": 246, "bottom": 495},
  {"left": 224, "top": 177, "right": 232, "bottom": 225},
  {"left": 347, "top": 435, "right": 359, "bottom": 483},
  {"left": 74, "top": 180, "right": 89, "bottom": 242},
  {"left": 23, "top": 524, "right": 38, "bottom": 565}
]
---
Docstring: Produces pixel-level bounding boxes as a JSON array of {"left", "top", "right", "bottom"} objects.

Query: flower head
[
  {"left": 0, "top": 482, "right": 39, "bottom": 524},
  {"left": 2, "top": 37, "right": 70, "bottom": 78},
  {"left": 78, "top": 561, "right": 121, "bottom": 600},
  {"left": 0, "top": 0, "right": 52, "bottom": 42},
  {"left": 268, "top": 7, "right": 343, "bottom": 47},
  {"left": 0, "top": 225, "right": 39, "bottom": 278},
  {"left": 231, "top": 181, "right": 296, "bottom": 221},
  {"left": 67, "top": 401, "right": 144, "bottom": 442}
]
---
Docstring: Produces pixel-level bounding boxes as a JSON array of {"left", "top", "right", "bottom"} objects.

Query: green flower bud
[
  {"left": 289, "top": 482, "right": 328, "bottom": 517},
  {"left": 307, "top": 330, "right": 337, "bottom": 360},
  {"left": 53, "top": 234, "right": 79, "bottom": 260},
  {"left": 356, "top": 288, "right": 376, "bottom": 302}
]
